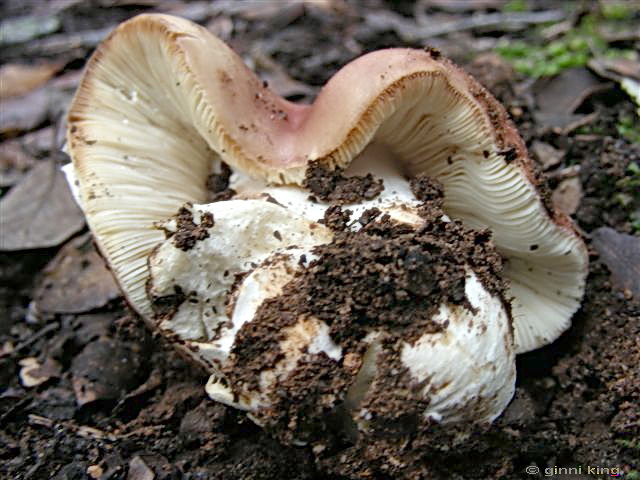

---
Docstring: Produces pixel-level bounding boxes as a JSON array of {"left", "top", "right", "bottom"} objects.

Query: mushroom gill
[{"left": 66, "top": 13, "right": 588, "bottom": 354}]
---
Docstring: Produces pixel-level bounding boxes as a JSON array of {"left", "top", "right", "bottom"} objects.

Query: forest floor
[{"left": 1, "top": 1, "right": 638, "bottom": 479}]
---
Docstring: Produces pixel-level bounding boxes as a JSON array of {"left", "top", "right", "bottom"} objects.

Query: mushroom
[{"left": 64, "top": 14, "right": 588, "bottom": 442}]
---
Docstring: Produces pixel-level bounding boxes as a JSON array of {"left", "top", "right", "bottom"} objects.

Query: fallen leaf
[
  {"left": 419, "top": 0, "right": 506, "bottom": 11},
  {"left": 48, "top": 69, "right": 84, "bottom": 91},
  {"left": 18, "top": 356, "right": 62, "bottom": 387},
  {"left": 545, "top": 165, "right": 581, "bottom": 180},
  {"left": 86, "top": 465, "right": 104, "bottom": 479},
  {"left": 72, "top": 312, "right": 118, "bottom": 347},
  {"left": 32, "top": 386, "right": 77, "bottom": 420},
  {"left": 0, "top": 88, "right": 50, "bottom": 136},
  {"left": 530, "top": 141, "right": 565, "bottom": 170},
  {"left": 0, "top": 15, "right": 60, "bottom": 46},
  {"left": 592, "top": 227, "right": 640, "bottom": 299},
  {"left": 1, "top": 341, "right": 14, "bottom": 356},
  {"left": 34, "top": 233, "right": 120, "bottom": 314},
  {"left": 128, "top": 456, "right": 155, "bottom": 480},
  {"left": 252, "top": 49, "right": 316, "bottom": 100},
  {"left": 533, "top": 68, "right": 609, "bottom": 130},
  {"left": 0, "top": 161, "right": 85, "bottom": 250},
  {"left": 467, "top": 52, "right": 516, "bottom": 92},
  {"left": 362, "top": 9, "right": 566, "bottom": 42},
  {"left": 557, "top": 111, "right": 600, "bottom": 135},
  {"left": 588, "top": 56, "right": 640, "bottom": 82},
  {"left": 0, "top": 141, "right": 36, "bottom": 187},
  {"left": 21, "top": 126, "right": 61, "bottom": 157},
  {"left": 621, "top": 77, "right": 640, "bottom": 115},
  {"left": 206, "top": 15, "right": 234, "bottom": 41},
  {"left": 0, "top": 62, "right": 62, "bottom": 100},
  {"left": 5, "top": 27, "right": 111, "bottom": 61},
  {"left": 71, "top": 338, "right": 148, "bottom": 405},
  {"left": 552, "top": 177, "right": 582, "bottom": 216}
]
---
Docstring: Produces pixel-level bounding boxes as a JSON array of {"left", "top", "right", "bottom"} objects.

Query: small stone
[
  {"left": 86, "top": 465, "right": 103, "bottom": 479},
  {"left": 128, "top": 456, "right": 154, "bottom": 480}
]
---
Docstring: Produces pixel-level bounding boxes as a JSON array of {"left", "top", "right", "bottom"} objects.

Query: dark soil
[
  {"left": 1, "top": 1, "right": 638, "bottom": 479},
  {"left": 303, "top": 160, "right": 384, "bottom": 205},
  {"left": 224, "top": 192, "right": 505, "bottom": 445}
]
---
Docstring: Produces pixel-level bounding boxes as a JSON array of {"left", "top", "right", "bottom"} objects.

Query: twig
[
  {"left": 419, "top": 11, "right": 567, "bottom": 39},
  {"left": 0, "top": 394, "right": 33, "bottom": 426},
  {"left": 1, "top": 321, "right": 60, "bottom": 358},
  {"left": 546, "top": 165, "right": 581, "bottom": 180},
  {"left": 1, "top": 27, "right": 111, "bottom": 60},
  {"left": 364, "top": 9, "right": 566, "bottom": 42},
  {"left": 28, "top": 414, "right": 119, "bottom": 442}
]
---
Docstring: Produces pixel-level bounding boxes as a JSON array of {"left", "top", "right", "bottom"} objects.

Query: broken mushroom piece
[
  {"left": 147, "top": 185, "right": 516, "bottom": 441},
  {"left": 65, "top": 13, "right": 587, "bottom": 440}
]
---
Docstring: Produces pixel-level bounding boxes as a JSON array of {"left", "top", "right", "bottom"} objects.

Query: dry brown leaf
[
  {"left": 552, "top": 177, "right": 582, "bottom": 216},
  {"left": 21, "top": 126, "right": 61, "bottom": 157},
  {"left": 34, "top": 233, "right": 121, "bottom": 314},
  {"left": 0, "top": 62, "right": 61, "bottom": 100},
  {"left": 0, "top": 161, "right": 85, "bottom": 250},
  {"left": 589, "top": 56, "right": 640, "bottom": 82},
  {"left": 71, "top": 338, "right": 147, "bottom": 405},
  {"left": 87, "top": 465, "right": 104, "bottom": 479},
  {"left": 530, "top": 141, "right": 565, "bottom": 170},
  {"left": 533, "top": 68, "right": 609, "bottom": 130},
  {"left": 0, "top": 88, "right": 50, "bottom": 136},
  {"left": 418, "top": 0, "right": 506, "bottom": 11},
  {"left": 18, "top": 356, "right": 62, "bottom": 387},
  {"left": 592, "top": 227, "right": 640, "bottom": 299},
  {"left": 252, "top": 49, "right": 316, "bottom": 100},
  {"left": 0, "top": 141, "right": 36, "bottom": 187},
  {"left": 128, "top": 456, "right": 155, "bottom": 480}
]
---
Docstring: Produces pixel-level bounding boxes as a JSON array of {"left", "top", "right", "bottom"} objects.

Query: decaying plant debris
[{"left": 1, "top": 1, "right": 638, "bottom": 479}]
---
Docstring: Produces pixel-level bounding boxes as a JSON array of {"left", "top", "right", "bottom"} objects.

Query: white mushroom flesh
[{"left": 148, "top": 152, "right": 515, "bottom": 431}]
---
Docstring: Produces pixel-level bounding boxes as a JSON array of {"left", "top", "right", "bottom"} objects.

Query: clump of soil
[
  {"left": 319, "top": 204, "right": 353, "bottom": 231},
  {"left": 303, "top": 160, "right": 384, "bottom": 204},
  {"left": 206, "top": 162, "right": 236, "bottom": 202},
  {"left": 410, "top": 174, "right": 445, "bottom": 206},
  {"left": 574, "top": 136, "right": 640, "bottom": 234},
  {"left": 171, "top": 207, "right": 214, "bottom": 251},
  {"left": 224, "top": 179, "right": 507, "bottom": 446}
]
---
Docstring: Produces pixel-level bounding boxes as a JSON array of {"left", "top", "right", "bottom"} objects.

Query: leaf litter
[
  {"left": 0, "top": 1, "right": 638, "bottom": 479},
  {"left": 0, "top": 160, "right": 84, "bottom": 250}
]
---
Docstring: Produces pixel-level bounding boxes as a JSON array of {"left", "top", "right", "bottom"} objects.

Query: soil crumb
[
  {"left": 207, "top": 162, "right": 236, "bottom": 202},
  {"left": 173, "top": 207, "right": 215, "bottom": 251},
  {"left": 410, "top": 174, "right": 444, "bottom": 206},
  {"left": 320, "top": 205, "right": 352, "bottom": 231},
  {"left": 303, "top": 160, "right": 384, "bottom": 205}
]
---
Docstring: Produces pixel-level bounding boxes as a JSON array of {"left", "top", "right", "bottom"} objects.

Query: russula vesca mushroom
[{"left": 64, "top": 13, "right": 588, "bottom": 442}]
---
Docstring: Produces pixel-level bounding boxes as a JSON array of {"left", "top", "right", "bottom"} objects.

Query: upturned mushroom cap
[{"left": 66, "top": 13, "right": 587, "bottom": 353}]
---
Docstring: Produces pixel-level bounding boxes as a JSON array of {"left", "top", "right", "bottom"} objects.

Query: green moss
[
  {"left": 614, "top": 162, "right": 640, "bottom": 233},
  {"left": 495, "top": 8, "right": 637, "bottom": 78},
  {"left": 601, "top": 2, "right": 636, "bottom": 20},
  {"left": 627, "top": 471, "right": 640, "bottom": 480},
  {"left": 617, "top": 115, "right": 640, "bottom": 144},
  {"left": 616, "top": 437, "right": 640, "bottom": 449},
  {"left": 502, "top": 0, "right": 528, "bottom": 12},
  {"left": 631, "top": 211, "right": 640, "bottom": 233}
]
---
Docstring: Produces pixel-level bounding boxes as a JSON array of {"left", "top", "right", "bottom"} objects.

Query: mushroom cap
[{"left": 66, "top": 13, "right": 587, "bottom": 353}]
